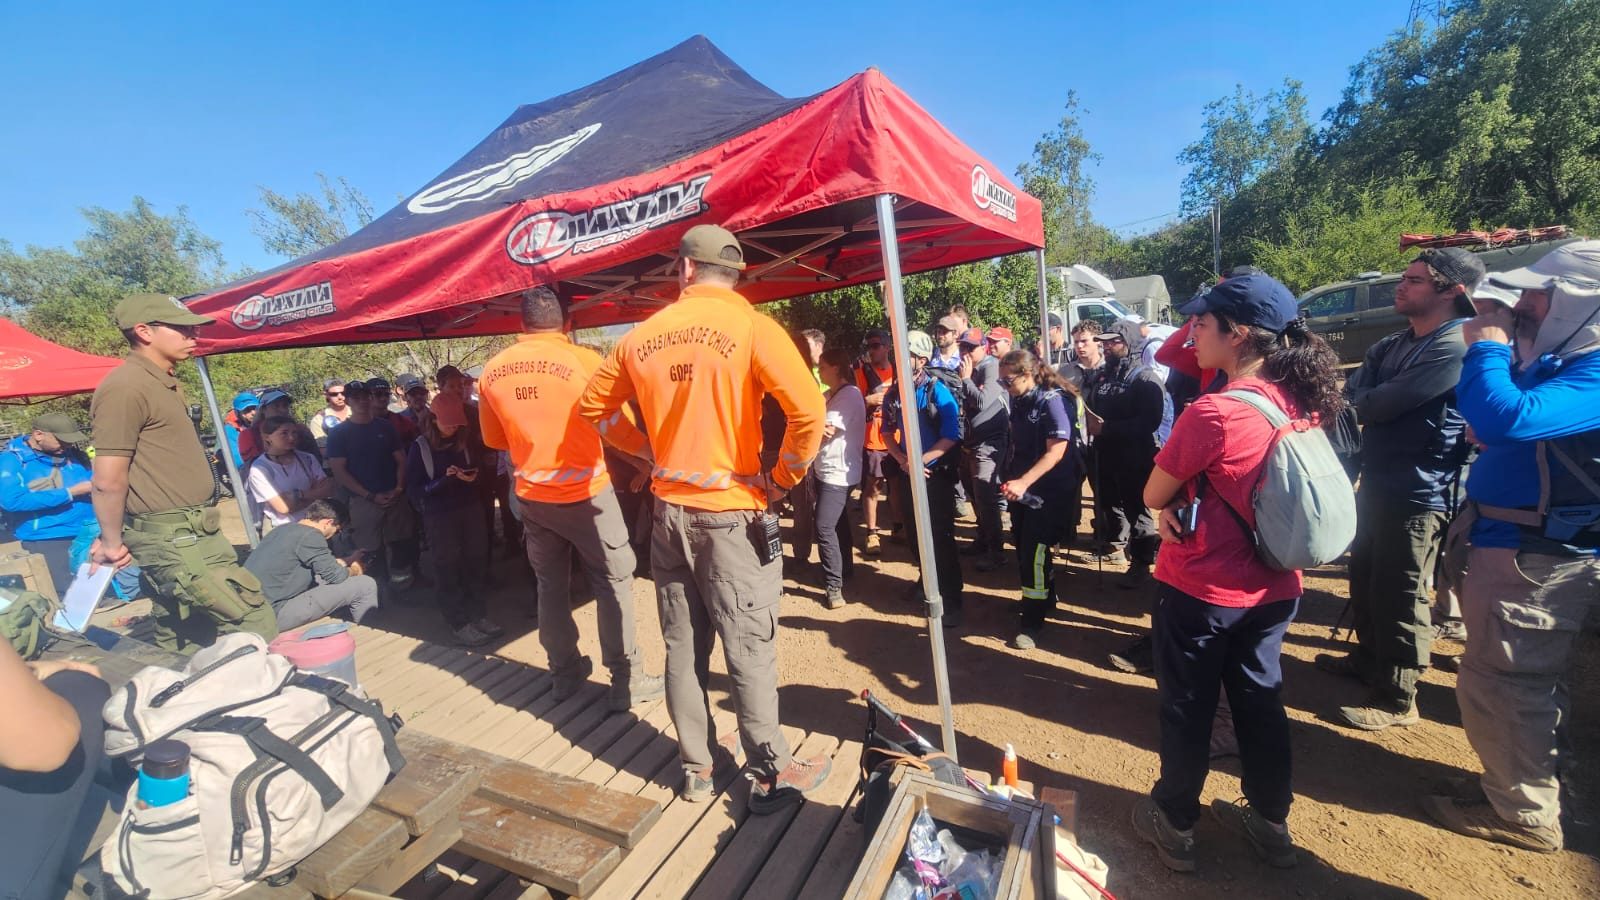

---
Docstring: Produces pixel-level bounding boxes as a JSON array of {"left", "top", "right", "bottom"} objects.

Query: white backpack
[
  {"left": 99, "top": 633, "right": 404, "bottom": 900},
  {"left": 1211, "top": 390, "right": 1357, "bottom": 571}
]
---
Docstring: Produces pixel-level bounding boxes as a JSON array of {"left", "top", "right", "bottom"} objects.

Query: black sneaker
[
  {"left": 1131, "top": 797, "right": 1196, "bottom": 873},
  {"left": 1108, "top": 636, "right": 1153, "bottom": 674},
  {"left": 551, "top": 656, "right": 595, "bottom": 701},
  {"left": 1211, "top": 798, "right": 1296, "bottom": 868}
]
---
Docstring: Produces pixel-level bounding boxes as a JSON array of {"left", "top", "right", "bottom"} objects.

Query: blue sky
[{"left": 0, "top": 1, "right": 1407, "bottom": 274}]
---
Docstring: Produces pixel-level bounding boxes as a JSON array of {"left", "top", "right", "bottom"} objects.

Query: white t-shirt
[
  {"left": 247, "top": 450, "right": 326, "bottom": 528},
  {"left": 1141, "top": 324, "right": 1178, "bottom": 383},
  {"left": 813, "top": 384, "right": 867, "bottom": 487}
]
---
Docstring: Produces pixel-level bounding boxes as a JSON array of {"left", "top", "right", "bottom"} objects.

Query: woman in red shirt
[{"left": 1130, "top": 274, "right": 1345, "bottom": 873}]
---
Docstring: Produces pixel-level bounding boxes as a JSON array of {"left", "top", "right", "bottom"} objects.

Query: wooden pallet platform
[{"left": 345, "top": 623, "right": 871, "bottom": 900}]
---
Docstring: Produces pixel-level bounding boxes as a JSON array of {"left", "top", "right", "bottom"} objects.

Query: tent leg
[
  {"left": 875, "top": 193, "right": 959, "bottom": 763},
  {"left": 1035, "top": 249, "right": 1051, "bottom": 359},
  {"left": 195, "top": 357, "right": 259, "bottom": 549}
]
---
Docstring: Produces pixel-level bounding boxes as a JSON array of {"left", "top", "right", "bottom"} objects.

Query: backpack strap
[
  {"left": 296, "top": 673, "right": 408, "bottom": 774},
  {"left": 207, "top": 715, "right": 345, "bottom": 810}
]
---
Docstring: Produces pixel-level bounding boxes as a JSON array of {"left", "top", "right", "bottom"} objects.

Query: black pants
[
  {"left": 21, "top": 538, "right": 74, "bottom": 599},
  {"left": 1152, "top": 585, "right": 1298, "bottom": 830},
  {"left": 424, "top": 503, "right": 487, "bottom": 628},
  {"left": 1093, "top": 442, "right": 1158, "bottom": 564},
  {"left": 893, "top": 463, "right": 963, "bottom": 612},
  {"left": 813, "top": 481, "right": 855, "bottom": 591},
  {"left": 0, "top": 671, "right": 109, "bottom": 900},
  {"left": 1012, "top": 498, "right": 1063, "bottom": 631}
]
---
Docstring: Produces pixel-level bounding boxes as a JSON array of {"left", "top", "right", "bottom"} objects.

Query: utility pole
[{"left": 1210, "top": 200, "right": 1222, "bottom": 276}]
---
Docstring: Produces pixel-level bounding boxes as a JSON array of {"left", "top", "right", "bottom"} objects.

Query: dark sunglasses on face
[
  {"left": 998, "top": 374, "right": 1017, "bottom": 387},
  {"left": 326, "top": 391, "right": 344, "bottom": 398}
]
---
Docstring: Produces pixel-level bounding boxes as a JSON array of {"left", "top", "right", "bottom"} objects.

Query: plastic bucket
[{"left": 269, "top": 622, "right": 358, "bottom": 688}]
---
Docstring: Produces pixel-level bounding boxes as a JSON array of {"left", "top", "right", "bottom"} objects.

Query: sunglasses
[
  {"left": 998, "top": 375, "right": 1017, "bottom": 387},
  {"left": 325, "top": 391, "right": 344, "bottom": 397}
]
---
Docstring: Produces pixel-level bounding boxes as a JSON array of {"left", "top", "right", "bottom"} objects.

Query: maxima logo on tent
[
  {"left": 232, "top": 282, "right": 337, "bottom": 331},
  {"left": 407, "top": 123, "right": 602, "bottom": 215},
  {"left": 970, "top": 165, "right": 1017, "bottom": 223},
  {"left": 505, "top": 174, "right": 713, "bottom": 266}
]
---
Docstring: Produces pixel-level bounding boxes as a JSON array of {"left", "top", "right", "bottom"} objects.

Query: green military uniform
[{"left": 90, "top": 294, "right": 276, "bottom": 653}]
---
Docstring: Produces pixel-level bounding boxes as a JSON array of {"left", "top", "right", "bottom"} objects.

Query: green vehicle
[{"left": 1296, "top": 235, "right": 1586, "bottom": 367}]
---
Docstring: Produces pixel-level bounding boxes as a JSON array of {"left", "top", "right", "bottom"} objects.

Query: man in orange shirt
[
  {"left": 578, "top": 225, "right": 829, "bottom": 814},
  {"left": 478, "top": 287, "right": 664, "bottom": 710},
  {"left": 855, "top": 328, "right": 895, "bottom": 556}
]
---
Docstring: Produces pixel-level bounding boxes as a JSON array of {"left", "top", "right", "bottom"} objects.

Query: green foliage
[
  {"left": 1177, "top": 80, "right": 1310, "bottom": 216},
  {"left": 1015, "top": 93, "right": 1122, "bottom": 268},
  {"left": 249, "top": 173, "right": 376, "bottom": 259}
]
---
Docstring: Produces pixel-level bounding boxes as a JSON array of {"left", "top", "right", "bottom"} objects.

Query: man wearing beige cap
[
  {"left": 579, "top": 224, "right": 829, "bottom": 814},
  {"left": 88, "top": 293, "right": 277, "bottom": 652},
  {"left": 0, "top": 413, "right": 95, "bottom": 595}
]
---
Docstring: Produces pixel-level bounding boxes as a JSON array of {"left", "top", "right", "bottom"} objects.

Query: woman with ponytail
[
  {"left": 996, "top": 350, "right": 1078, "bottom": 651},
  {"left": 1131, "top": 274, "right": 1344, "bottom": 873}
]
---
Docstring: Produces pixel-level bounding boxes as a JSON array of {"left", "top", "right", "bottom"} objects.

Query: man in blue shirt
[
  {"left": 325, "top": 380, "right": 415, "bottom": 595},
  {"left": 0, "top": 414, "right": 94, "bottom": 595},
  {"left": 1421, "top": 240, "right": 1600, "bottom": 854},
  {"left": 882, "top": 330, "right": 964, "bottom": 627}
]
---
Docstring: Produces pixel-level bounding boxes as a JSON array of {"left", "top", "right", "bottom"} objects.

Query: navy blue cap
[
  {"left": 1179, "top": 274, "right": 1299, "bottom": 334},
  {"left": 259, "top": 389, "right": 291, "bottom": 407}
]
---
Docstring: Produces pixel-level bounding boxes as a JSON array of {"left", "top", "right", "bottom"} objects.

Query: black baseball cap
[
  {"left": 366, "top": 377, "right": 392, "bottom": 393},
  {"left": 1179, "top": 273, "right": 1299, "bottom": 334},
  {"left": 343, "top": 379, "right": 372, "bottom": 395}
]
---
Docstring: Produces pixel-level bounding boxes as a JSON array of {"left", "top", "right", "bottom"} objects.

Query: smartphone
[{"left": 1175, "top": 498, "right": 1201, "bottom": 537}]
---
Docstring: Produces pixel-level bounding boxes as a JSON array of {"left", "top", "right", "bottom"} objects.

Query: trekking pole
[{"left": 860, "top": 690, "right": 991, "bottom": 795}]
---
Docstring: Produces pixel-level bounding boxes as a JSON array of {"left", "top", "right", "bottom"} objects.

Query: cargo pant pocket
[
  {"left": 725, "top": 589, "right": 778, "bottom": 664},
  {"left": 1476, "top": 551, "right": 1590, "bottom": 677},
  {"left": 174, "top": 557, "right": 267, "bottom": 625}
]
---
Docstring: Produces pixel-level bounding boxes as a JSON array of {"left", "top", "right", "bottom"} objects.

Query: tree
[
  {"left": 1249, "top": 180, "right": 1453, "bottom": 294},
  {"left": 249, "top": 174, "right": 375, "bottom": 259},
  {"left": 1015, "top": 93, "right": 1122, "bottom": 268},
  {"left": 1177, "top": 81, "right": 1310, "bottom": 216}
]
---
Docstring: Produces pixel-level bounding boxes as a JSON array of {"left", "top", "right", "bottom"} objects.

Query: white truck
[{"left": 1045, "top": 265, "right": 1173, "bottom": 330}]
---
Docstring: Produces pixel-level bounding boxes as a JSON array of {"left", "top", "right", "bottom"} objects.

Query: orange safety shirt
[
  {"left": 577, "top": 283, "right": 824, "bottom": 512},
  {"left": 855, "top": 362, "right": 894, "bottom": 452},
  {"left": 478, "top": 332, "right": 612, "bottom": 504}
]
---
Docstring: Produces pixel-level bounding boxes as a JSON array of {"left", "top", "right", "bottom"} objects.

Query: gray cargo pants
[
  {"left": 652, "top": 500, "right": 789, "bottom": 779},
  {"left": 273, "top": 575, "right": 380, "bottom": 632},
  {"left": 1457, "top": 545, "right": 1600, "bottom": 831},
  {"left": 520, "top": 486, "right": 642, "bottom": 685}
]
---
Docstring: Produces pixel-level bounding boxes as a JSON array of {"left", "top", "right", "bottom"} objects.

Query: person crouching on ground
[
  {"left": 996, "top": 350, "right": 1078, "bottom": 651},
  {"left": 1131, "top": 274, "right": 1345, "bottom": 873},
  {"left": 244, "top": 499, "right": 378, "bottom": 631},
  {"left": 812, "top": 346, "right": 867, "bottom": 609},
  {"left": 404, "top": 392, "right": 502, "bottom": 647}
]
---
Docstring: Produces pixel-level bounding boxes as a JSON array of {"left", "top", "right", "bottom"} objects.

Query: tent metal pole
[
  {"left": 1035, "top": 249, "right": 1051, "bottom": 362},
  {"left": 195, "top": 357, "right": 259, "bottom": 549},
  {"left": 874, "top": 193, "right": 958, "bottom": 762}
]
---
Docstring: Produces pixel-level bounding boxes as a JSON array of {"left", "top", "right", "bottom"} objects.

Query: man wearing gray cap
[
  {"left": 0, "top": 413, "right": 95, "bottom": 594},
  {"left": 1421, "top": 240, "right": 1600, "bottom": 853},
  {"left": 1322, "top": 247, "right": 1481, "bottom": 731},
  {"left": 89, "top": 293, "right": 278, "bottom": 651}
]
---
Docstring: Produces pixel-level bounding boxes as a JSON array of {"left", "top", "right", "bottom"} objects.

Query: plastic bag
[{"left": 905, "top": 809, "right": 946, "bottom": 888}]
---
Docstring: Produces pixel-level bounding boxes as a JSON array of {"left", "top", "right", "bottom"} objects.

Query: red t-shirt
[{"left": 1152, "top": 377, "right": 1304, "bottom": 607}]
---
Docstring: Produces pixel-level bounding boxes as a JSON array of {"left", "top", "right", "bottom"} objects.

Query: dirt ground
[{"left": 219, "top": 498, "right": 1599, "bottom": 899}]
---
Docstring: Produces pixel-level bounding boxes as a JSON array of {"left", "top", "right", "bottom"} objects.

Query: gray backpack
[{"left": 1211, "top": 390, "right": 1356, "bottom": 571}]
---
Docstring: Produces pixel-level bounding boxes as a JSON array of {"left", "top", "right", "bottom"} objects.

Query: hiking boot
[
  {"left": 1420, "top": 795, "right": 1562, "bottom": 853},
  {"left": 748, "top": 754, "right": 833, "bottom": 815},
  {"left": 1211, "top": 798, "right": 1297, "bottom": 868},
  {"left": 824, "top": 587, "right": 845, "bottom": 610},
  {"left": 682, "top": 767, "right": 715, "bottom": 803},
  {"left": 1010, "top": 631, "right": 1039, "bottom": 651},
  {"left": 1084, "top": 544, "right": 1125, "bottom": 564},
  {"left": 1337, "top": 698, "right": 1420, "bottom": 731},
  {"left": 1130, "top": 798, "right": 1196, "bottom": 873},
  {"left": 452, "top": 623, "right": 494, "bottom": 648},
  {"left": 1314, "top": 652, "right": 1372, "bottom": 683},
  {"left": 472, "top": 617, "right": 505, "bottom": 640},
  {"left": 1433, "top": 619, "right": 1468, "bottom": 642},
  {"left": 942, "top": 607, "right": 963, "bottom": 629},
  {"left": 864, "top": 532, "right": 882, "bottom": 557},
  {"left": 551, "top": 656, "right": 595, "bottom": 702},
  {"left": 1119, "top": 562, "right": 1150, "bottom": 590},
  {"left": 608, "top": 672, "right": 665, "bottom": 711},
  {"left": 1109, "top": 636, "right": 1153, "bottom": 675}
]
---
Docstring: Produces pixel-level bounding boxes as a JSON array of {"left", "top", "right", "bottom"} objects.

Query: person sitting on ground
[
  {"left": 0, "top": 642, "right": 108, "bottom": 900},
  {"left": 0, "top": 414, "right": 95, "bottom": 596},
  {"left": 812, "top": 346, "right": 867, "bottom": 609},
  {"left": 996, "top": 349, "right": 1077, "bottom": 651},
  {"left": 1131, "top": 273, "right": 1344, "bottom": 874},
  {"left": 246, "top": 416, "right": 335, "bottom": 532},
  {"left": 404, "top": 391, "right": 500, "bottom": 647},
  {"left": 243, "top": 499, "right": 378, "bottom": 631}
]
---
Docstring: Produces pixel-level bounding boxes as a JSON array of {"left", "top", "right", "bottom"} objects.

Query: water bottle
[
  {"left": 137, "top": 739, "right": 191, "bottom": 809},
  {"left": 1017, "top": 492, "right": 1045, "bottom": 510}
]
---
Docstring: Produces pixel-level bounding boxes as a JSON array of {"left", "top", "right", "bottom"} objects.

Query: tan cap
[
  {"left": 678, "top": 224, "right": 746, "bottom": 271},
  {"left": 114, "top": 293, "right": 215, "bottom": 330}
]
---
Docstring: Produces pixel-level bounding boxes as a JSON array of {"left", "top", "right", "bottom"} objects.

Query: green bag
[{"left": 0, "top": 585, "right": 61, "bottom": 660}]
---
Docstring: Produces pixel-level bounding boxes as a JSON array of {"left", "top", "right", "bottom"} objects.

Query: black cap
[
  {"left": 1224, "top": 265, "right": 1267, "bottom": 280},
  {"left": 365, "top": 377, "right": 391, "bottom": 392},
  {"left": 1179, "top": 274, "right": 1300, "bottom": 334},
  {"left": 343, "top": 379, "right": 372, "bottom": 395},
  {"left": 1093, "top": 319, "right": 1143, "bottom": 346},
  {"left": 1047, "top": 313, "right": 1063, "bottom": 328},
  {"left": 1416, "top": 247, "right": 1487, "bottom": 289}
]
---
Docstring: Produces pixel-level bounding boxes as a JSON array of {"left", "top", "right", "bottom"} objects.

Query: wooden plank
[
  {"left": 448, "top": 675, "right": 553, "bottom": 747},
  {"left": 793, "top": 780, "right": 868, "bottom": 900},
  {"left": 405, "top": 660, "right": 533, "bottom": 733},
  {"left": 455, "top": 800, "right": 620, "bottom": 897},
  {"left": 293, "top": 806, "right": 409, "bottom": 897},
  {"left": 743, "top": 739, "right": 864, "bottom": 900},
  {"left": 480, "top": 874, "right": 553, "bottom": 900},
  {"left": 1039, "top": 786, "right": 1078, "bottom": 847},
  {"left": 353, "top": 816, "right": 464, "bottom": 894},
  {"left": 686, "top": 732, "right": 840, "bottom": 900},
  {"left": 589, "top": 749, "right": 744, "bottom": 897},
  {"left": 546, "top": 698, "right": 664, "bottom": 776},
  {"left": 629, "top": 723, "right": 804, "bottom": 898},
  {"left": 390, "top": 656, "right": 505, "bottom": 722},
  {"left": 481, "top": 681, "right": 608, "bottom": 760},
  {"left": 364, "top": 644, "right": 473, "bottom": 699},
  {"left": 398, "top": 730, "right": 662, "bottom": 850},
  {"left": 352, "top": 632, "right": 430, "bottom": 683},
  {"left": 572, "top": 698, "right": 674, "bottom": 782},
  {"left": 373, "top": 746, "right": 482, "bottom": 835},
  {"left": 517, "top": 691, "right": 638, "bottom": 770},
  {"left": 227, "top": 880, "right": 314, "bottom": 900}
]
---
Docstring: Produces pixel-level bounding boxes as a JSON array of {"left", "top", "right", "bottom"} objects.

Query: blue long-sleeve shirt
[
  {"left": 882, "top": 371, "right": 962, "bottom": 460},
  {"left": 0, "top": 435, "right": 94, "bottom": 541},
  {"left": 1459, "top": 342, "right": 1600, "bottom": 549}
]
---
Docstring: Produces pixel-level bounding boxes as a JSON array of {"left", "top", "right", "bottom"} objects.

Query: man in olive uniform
[{"left": 89, "top": 293, "right": 277, "bottom": 653}]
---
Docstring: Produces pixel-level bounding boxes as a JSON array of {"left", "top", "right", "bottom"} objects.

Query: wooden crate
[
  {"left": 843, "top": 769, "right": 1056, "bottom": 900},
  {"left": 0, "top": 541, "right": 58, "bottom": 602}
]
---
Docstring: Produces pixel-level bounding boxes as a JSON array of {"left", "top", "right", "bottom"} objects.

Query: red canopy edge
[
  {"left": 0, "top": 318, "right": 124, "bottom": 401},
  {"left": 188, "top": 67, "right": 1043, "bottom": 354}
]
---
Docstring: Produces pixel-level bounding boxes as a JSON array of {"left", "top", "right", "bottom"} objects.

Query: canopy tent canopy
[
  {"left": 186, "top": 35, "right": 1042, "bottom": 352},
  {"left": 0, "top": 318, "right": 124, "bottom": 402}
]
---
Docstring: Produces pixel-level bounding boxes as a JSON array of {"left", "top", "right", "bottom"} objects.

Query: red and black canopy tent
[
  {"left": 0, "top": 318, "right": 124, "bottom": 403},
  {"left": 186, "top": 36, "right": 1048, "bottom": 755}
]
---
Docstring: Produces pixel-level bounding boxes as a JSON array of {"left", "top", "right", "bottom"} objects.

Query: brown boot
[{"left": 748, "top": 754, "right": 832, "bottom": 815}]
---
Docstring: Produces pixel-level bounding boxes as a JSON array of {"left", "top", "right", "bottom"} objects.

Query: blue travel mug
[{"left": 137, "top": 739, "right": 191, "bottom": 808}]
